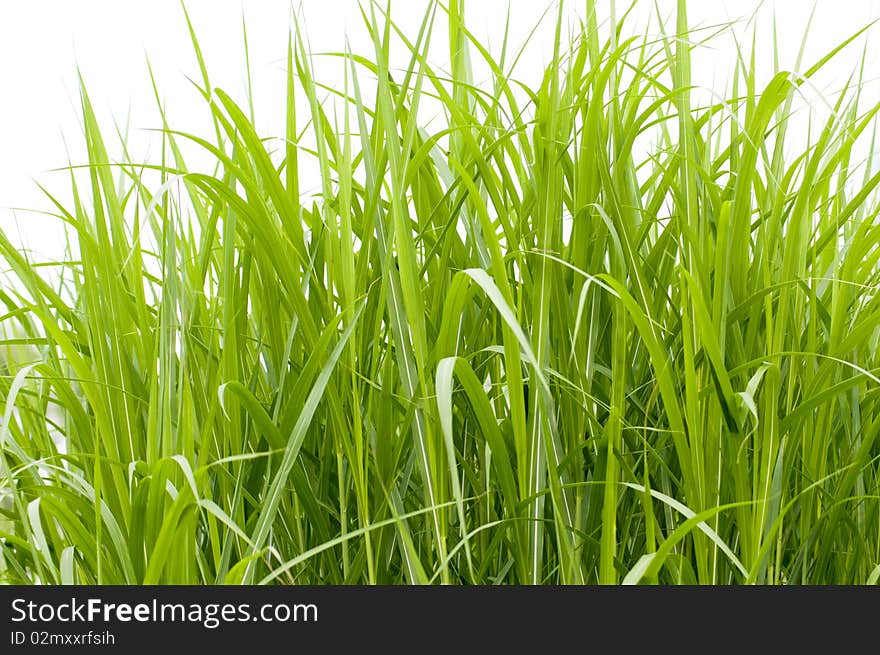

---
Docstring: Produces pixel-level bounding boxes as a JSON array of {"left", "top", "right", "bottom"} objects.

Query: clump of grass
[{"left": 2, "top": 0, "right": 880, "bottom": 585}]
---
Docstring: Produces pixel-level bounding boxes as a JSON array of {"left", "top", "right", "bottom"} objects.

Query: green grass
[{"left": 2, "top": 0, "right": 880, "bottom": 585}]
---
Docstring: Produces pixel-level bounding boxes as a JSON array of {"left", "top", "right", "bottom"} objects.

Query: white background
[{"left": 2, "top": 0, "right": 880, "bottom": 258}]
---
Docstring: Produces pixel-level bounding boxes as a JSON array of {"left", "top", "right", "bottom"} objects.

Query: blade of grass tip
[
  {"left": 241, "top": 11, "right": 255, "bottom": 124},
  {"left": 180, "top": 0, "right": 224, "bottom": 147}
]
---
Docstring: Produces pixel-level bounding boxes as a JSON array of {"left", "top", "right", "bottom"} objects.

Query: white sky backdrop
[{"left": 2, "top": 0, "right": 880, "bottom": 259}]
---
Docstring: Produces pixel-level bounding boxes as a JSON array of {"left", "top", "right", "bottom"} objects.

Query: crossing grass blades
[{"left": 1, "top": 0, "right": 880, "bottom": 584}]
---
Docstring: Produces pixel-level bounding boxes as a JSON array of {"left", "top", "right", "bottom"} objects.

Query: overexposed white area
[{"left": 1, "top": 0, "right": 880, "bottom": 260}]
